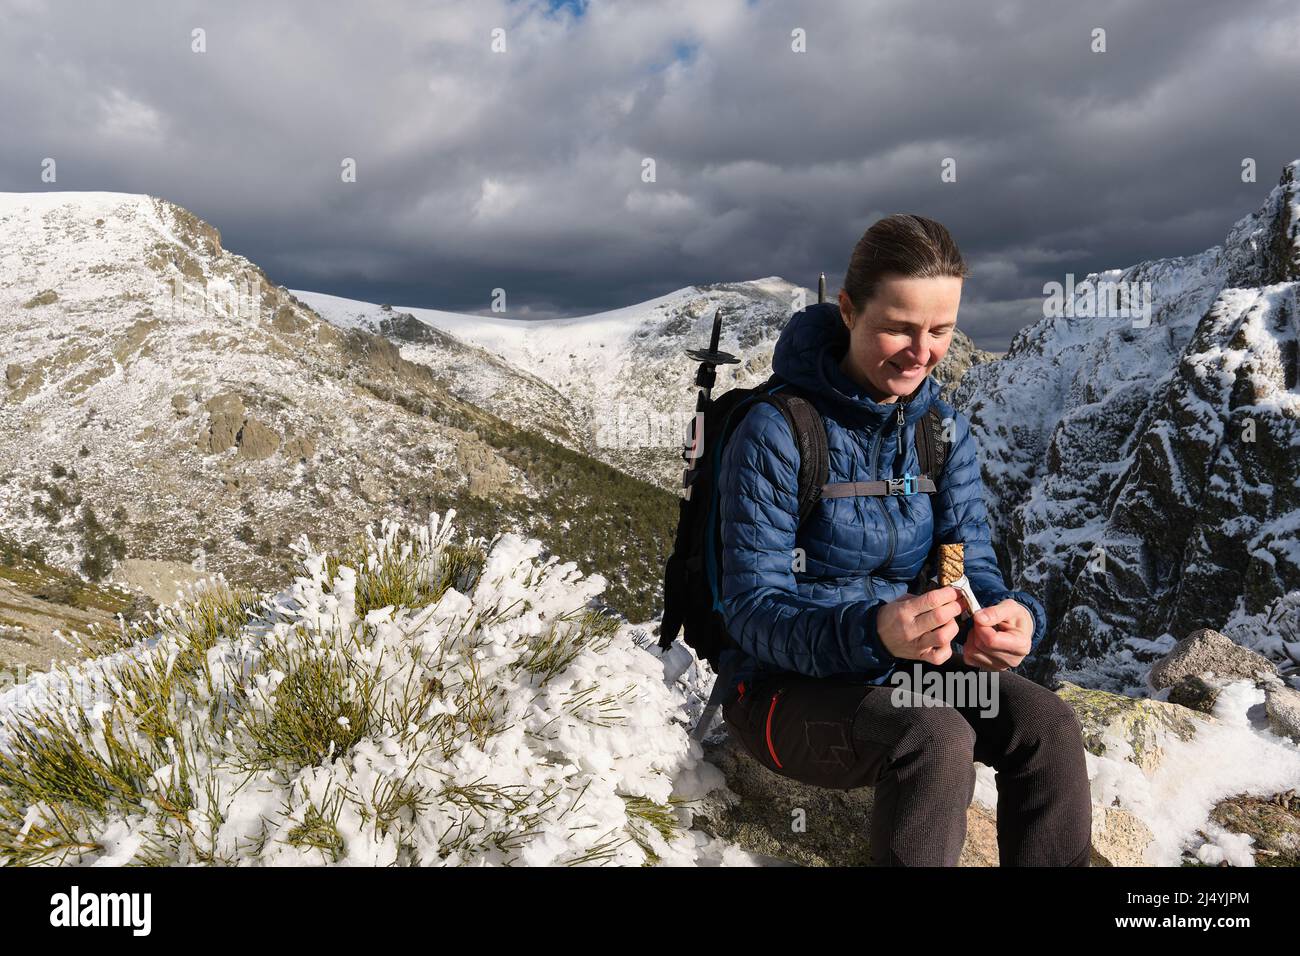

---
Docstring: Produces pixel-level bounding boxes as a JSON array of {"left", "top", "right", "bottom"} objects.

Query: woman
[{"left": 716, "top": 214, "right": 1093, "bottom": 866}]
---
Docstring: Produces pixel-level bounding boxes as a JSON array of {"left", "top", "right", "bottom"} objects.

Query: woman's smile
[{"left": 888, "top": 359, "right": 927, "bottom": 377}]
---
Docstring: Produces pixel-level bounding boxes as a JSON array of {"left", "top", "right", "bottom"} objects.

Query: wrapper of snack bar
[{"left": 934, "top": 542, "right": 982, "bottom": 618}]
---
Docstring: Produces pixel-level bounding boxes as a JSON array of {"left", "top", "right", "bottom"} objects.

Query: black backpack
[{"left": 657, "top": 319, "right": 950, "bottom": 671}]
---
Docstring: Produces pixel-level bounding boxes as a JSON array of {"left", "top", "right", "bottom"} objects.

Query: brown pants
[{"left": 722, "top": 653, "right": 1093, "bottom": 866}]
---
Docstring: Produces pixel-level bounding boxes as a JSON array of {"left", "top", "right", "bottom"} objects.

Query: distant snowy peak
[
  {"left": 299, "top": 276, "right": 802, "bottom": 373},
  {"left": 956, "top": 161, "right": 1300, "bottom": 690},
  {"left": 297, "top": 278, "right": 805, "bottom": 487},
  {"left": 298, "top": 277, "right": 996, "bottom": 490}
]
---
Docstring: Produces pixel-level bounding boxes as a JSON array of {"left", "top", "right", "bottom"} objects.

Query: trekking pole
[
  {"left": 681, "top": 309, "right": 738, "bottom": 743},
  {"left": 680, "top": 308, "right": 738, "bottom": 498}
]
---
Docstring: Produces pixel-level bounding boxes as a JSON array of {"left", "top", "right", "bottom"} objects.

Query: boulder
[
  {"left": 197, "top": 393, "right": 246, "bottom": 454},
  {"left": 1056, "top": 681, "right": 1207, "bottom": 774},
  {"left": 1205, "top": 790, "right": 1300, "bottom": 866},
  {"left": 1264, "top": 683, "right": 1300, "bottom": 743},
  {"left": 235, "top": 417, "right": 281, "bottom": 460},
  {"left": 692, "top": 732, "right": 879, "bottom": 867},
  {"left": 1091, "top": 806, "right": 1155, "bottom": 867},
  {"left": 1166, "top": 674, "right": 1221, "bottom": 715},
  {"left": 1148, "top": 628, "right": 1277, "bottom": 690}
]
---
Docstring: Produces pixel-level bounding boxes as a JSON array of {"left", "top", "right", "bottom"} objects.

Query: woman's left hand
[{"left": 960, "top": 599, "right": 1033, "bottom": 671}]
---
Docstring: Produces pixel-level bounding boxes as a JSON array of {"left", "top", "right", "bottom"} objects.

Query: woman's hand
[
  {"left": 960, "top": 599, "right": 1033, "bottom": 670},
  {"left": 876, "top": 586, "right": 964, "bottom": 665}
]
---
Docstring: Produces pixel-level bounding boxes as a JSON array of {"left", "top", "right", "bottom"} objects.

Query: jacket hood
[{"left": 771, "top": 301, "right": 941, "bottom": 427}]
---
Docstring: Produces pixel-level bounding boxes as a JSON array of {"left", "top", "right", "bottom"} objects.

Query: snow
[
  {"left": 1089, "top": 680, "right": 1300, "bottom": 865},
  {"left": 0, "top": 512, "right": 743, "bottom": 866},
  {"left": 295, "top": 285, "right": 698, "bottom": 385}
]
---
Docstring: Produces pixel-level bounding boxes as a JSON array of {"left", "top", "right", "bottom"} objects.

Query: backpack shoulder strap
[
  {"left": 909, "top": 405, "right": 955, "bottom": 593},
  {"left": 914, "top": 405, "right": 949, "bottom": 483},
  {"left": 756, "top": 386, "right": 828, "bottom": 526}
]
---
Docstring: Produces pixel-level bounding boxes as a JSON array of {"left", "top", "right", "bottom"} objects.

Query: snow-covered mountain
[
  {"left": 957, "top": 161, "right": 1300, "bottom": 690},
  {"left": 296, "top": 280, "right": 997, "bottom": 491},
  {"left": 0, "top": 192, "right": 675, "bottom": 627}
]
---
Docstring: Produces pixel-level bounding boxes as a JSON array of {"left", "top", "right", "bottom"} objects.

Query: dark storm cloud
[{"left": 2, "top": 0, "right": 1296, "bottom": 347}]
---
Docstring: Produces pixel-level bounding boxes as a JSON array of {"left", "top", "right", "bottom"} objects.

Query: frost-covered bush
[{"left": 0, "top": 511, "right": 710, "bottom": 865}]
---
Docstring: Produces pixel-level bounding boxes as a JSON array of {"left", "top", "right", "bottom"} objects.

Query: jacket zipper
[{"left": 872, "top": 423, "right": 897, "bottom": 566}]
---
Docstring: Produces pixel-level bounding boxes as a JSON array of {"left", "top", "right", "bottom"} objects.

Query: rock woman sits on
[{"left": 714, "top": 214, "right": 1093, "bottom": 866}]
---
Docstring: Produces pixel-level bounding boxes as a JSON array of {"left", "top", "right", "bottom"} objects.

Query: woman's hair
[{"left": 841, "top": 213, "right": 972, "bottom": 312}]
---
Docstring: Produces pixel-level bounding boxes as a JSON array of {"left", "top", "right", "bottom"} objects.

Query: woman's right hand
[{"left": 875, "top": 586, "right": 964, "bottom": 664}]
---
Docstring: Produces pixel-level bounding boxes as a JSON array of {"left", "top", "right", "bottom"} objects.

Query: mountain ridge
[
  {"left": 957, "top": 160, "right": 1300, "bottom": 689},
  {"left": 0, "top": 191, "right": 678, "bottom": 669}
]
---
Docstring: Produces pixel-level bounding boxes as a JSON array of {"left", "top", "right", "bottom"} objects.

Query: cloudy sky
[{"left": 2, "top": 0, "right": 1297, "bottom": 348}]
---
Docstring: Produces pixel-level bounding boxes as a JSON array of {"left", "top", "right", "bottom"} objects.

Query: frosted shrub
[{"left": 0, "top": 511, "right": 702, "bottom": 865}]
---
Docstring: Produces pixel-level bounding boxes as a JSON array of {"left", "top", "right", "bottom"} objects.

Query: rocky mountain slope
[
  {"left": 296, "top": 279, "right": 997, "bottom": 492},
  {"left": 956, "top": 161, "right": 1300, "bottom": 691},
  {"left": 0, "top": 192, "right": 675, "bottom": 626}
]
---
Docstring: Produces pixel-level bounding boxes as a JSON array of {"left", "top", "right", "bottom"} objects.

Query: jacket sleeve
[
  {"left": 931, "top": 408, "right": 1048, "bottom": 655},
  {"left": 717, "top": 402, "right": 897, "bottom": 677}
]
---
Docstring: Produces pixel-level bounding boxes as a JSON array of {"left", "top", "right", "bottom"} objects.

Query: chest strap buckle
[{"left": 887, "top": 475, "right": 918, "bottom": 496}]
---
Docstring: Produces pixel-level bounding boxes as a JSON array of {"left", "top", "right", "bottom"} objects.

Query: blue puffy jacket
[{"left": 715, "top": 301, "right": 1047, "bottom": 701}]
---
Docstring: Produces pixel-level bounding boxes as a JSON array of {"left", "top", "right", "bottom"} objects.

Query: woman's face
[{"left": 837, "top": 274, "right": 962, "bottom": 403}]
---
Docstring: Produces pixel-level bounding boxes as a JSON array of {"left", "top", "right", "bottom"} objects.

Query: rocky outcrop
[
  {"left": 956, "top": 161, "right": 1300, "bottom": 687},
  {"left": 1149, "top": 628, "right": 1279, "bottom": 689},
  {"left": 450, "top": 427, "right": 515, "bottom": 499},
  {"left": 234, "top": 417, "right": 280, "bottom": 460},
  {"left": 1056, "top": 681, "right": 1206, "bottom": 774},
  {"left": 282, "top": 434, "right": 316, "bottom": 461},
  {"left": 932, "top": 327, "right": 998, "bottom": 400},
  {"left": 22, "top": 289, "right": 58, "bottom": 308},
  {"left": 196, "top": 393, "right": 247, "bottom": 455},
  {"left": 193, "top": 393, "right": 282, "bottom": 461}
]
